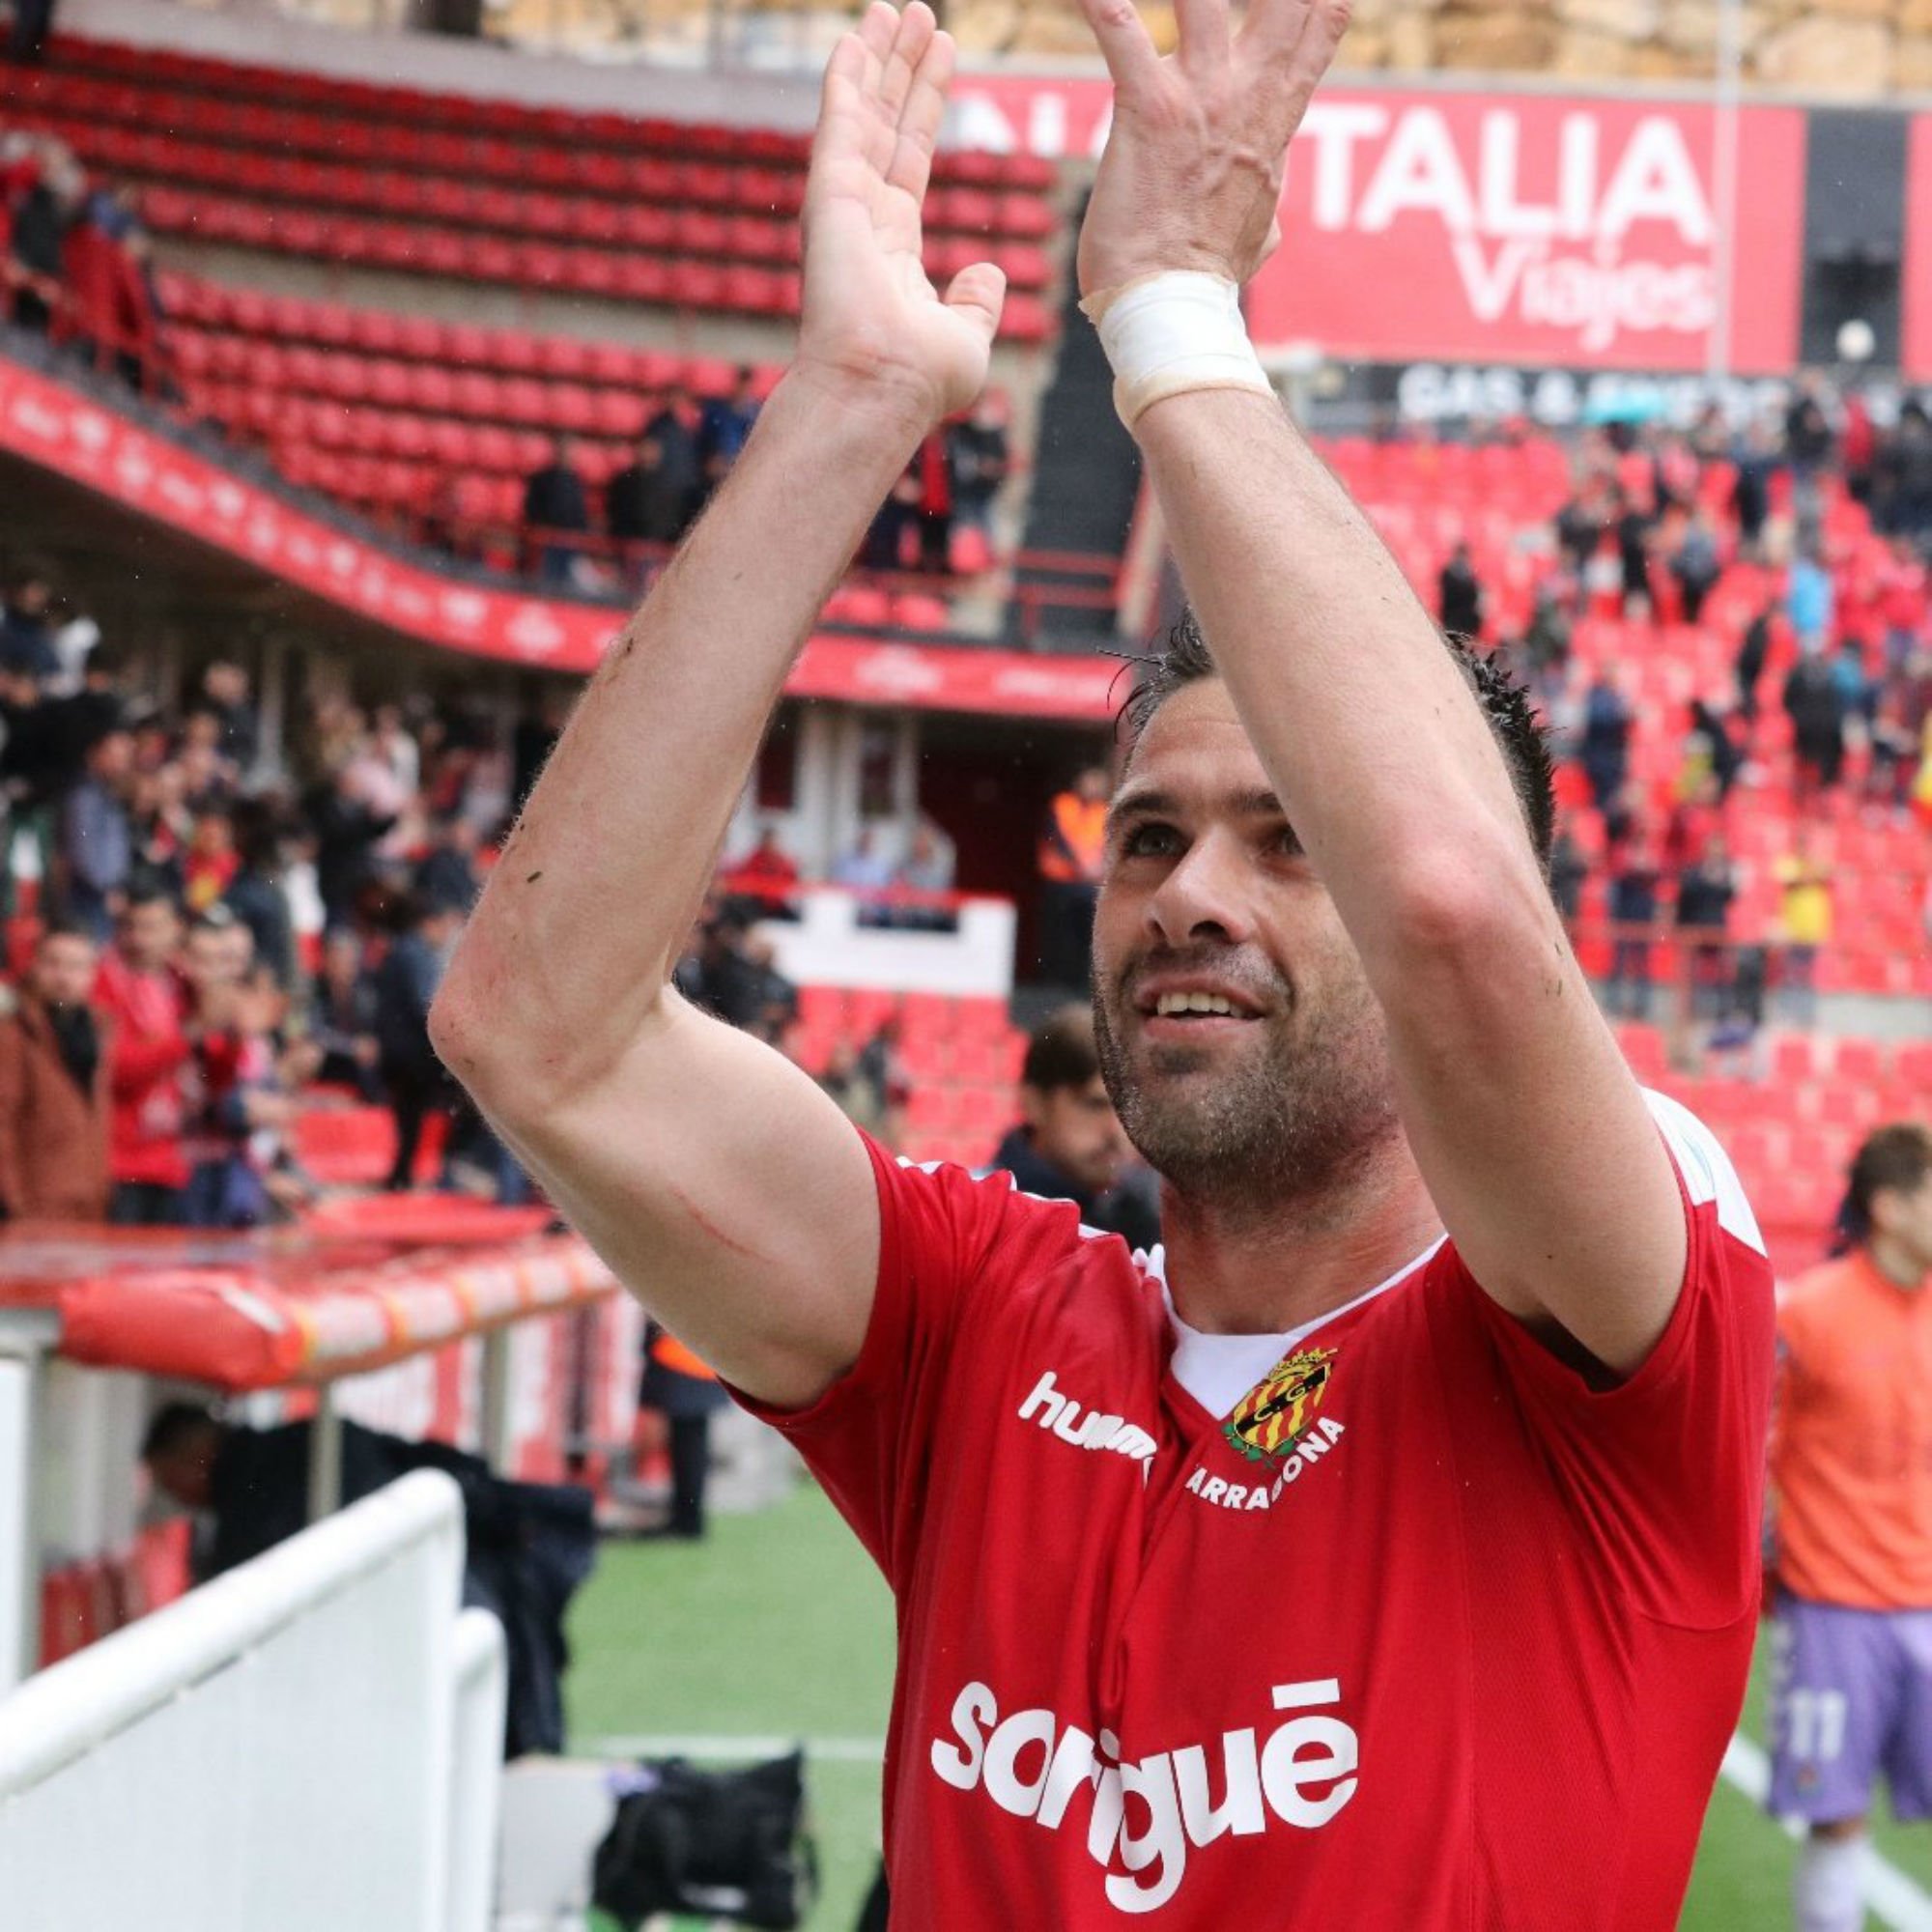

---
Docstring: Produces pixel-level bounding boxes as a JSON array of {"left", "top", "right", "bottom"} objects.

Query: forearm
[
  {"left": 434, "top": 370, "right": 924, "bottom": 1100},
  {"left": 1136, "top": 390, "right": 1546, "bottom": 960}
]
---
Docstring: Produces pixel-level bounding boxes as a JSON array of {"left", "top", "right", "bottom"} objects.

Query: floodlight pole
[{"left": 1706, "top": 0, "right": 1745, "bottom": 385}]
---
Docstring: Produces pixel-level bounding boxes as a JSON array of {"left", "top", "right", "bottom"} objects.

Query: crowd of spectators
[
  {"left": 1429, "top": 384, "right": 1932, "bottom": 1048},
  {"left": 515, "top": 384, "right": 1009, "bottom": 596},
  {"left": 0, "top": 593, "right": 554, "bottom": 1223}
]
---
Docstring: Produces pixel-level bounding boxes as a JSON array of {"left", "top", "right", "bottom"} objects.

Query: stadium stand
[{"left": 0, "top": 37, "right": 1059, "bottom": 338}]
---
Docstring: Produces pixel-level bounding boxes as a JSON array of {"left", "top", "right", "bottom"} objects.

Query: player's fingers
[
  {"left": 807, "top": 28, "right": 872, "bottom": 192},
  {"left": 886, "top": 28, "right": 954, "bottom": 207},
  {"left": 878, "top": 1, "right": 937, "bottom": 129},
  {"left": 1174, "top": 0, "right": 1231, "bottom": 69},
  {"left": 1263, "top": 0, "right": 1350, "bottom": 91},
  {"left": 943, "top": 261, "right": 1008, "bottom": 345},
  {"left": 1069, "top": 0, "right": 1165, "bottom": 93}
]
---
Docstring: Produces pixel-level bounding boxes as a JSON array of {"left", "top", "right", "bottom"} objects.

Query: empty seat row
[
  {"left": 10, "top": 40, "right": 1059, "bottom": 188},
  {"left": 134, "top": 190, "right": 1057, "bottom": 338}
]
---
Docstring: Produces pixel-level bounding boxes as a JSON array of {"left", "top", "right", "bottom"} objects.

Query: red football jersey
[{"left": 737, "top": 1093, "right": 1775, "bottom": 1927}]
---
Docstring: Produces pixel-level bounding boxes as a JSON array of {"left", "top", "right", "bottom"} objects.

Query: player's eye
[
  {"left": 1270, "top": 824, "right": 1305, "bottom": 858},
  {"left": 1121, "top": 821, "right": 1180, "bottom": 858}
]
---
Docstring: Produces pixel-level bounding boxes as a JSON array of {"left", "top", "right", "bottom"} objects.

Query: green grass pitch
[{"left": 565, "top": 1484, "right": 1932, "bottom": 1929}]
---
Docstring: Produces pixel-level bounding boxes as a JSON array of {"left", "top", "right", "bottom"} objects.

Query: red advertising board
[
  {"left": 949, "top": 74, "right": 1805, "bottom": 375},
  {"left": 1902, "top": 115, "right": 1932, "bottom": 382}
]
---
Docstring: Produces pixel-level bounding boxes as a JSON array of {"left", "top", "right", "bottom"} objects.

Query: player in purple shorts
[{"left": 1768, "top": 1123, "right": 1932, "bottom": 1931}]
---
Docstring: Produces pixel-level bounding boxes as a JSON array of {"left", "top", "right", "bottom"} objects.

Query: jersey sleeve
[
  {"left": 727, "top": 1127, "right": 1073, "bottom": 1593},
  {"left": 1443, "top": 1090, "right": 1777, "bottom": 1629}
]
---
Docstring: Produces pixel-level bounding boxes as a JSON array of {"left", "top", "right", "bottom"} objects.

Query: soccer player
[
  {"left": 431, "top": 5, "right": 1776, "bottom": 1920},
  {"left": 1769, "top": 1122, "right": 1932, "bottom": 1932}
]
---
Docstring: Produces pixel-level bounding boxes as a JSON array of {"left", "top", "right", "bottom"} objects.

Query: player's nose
[{"left": 1143, "top": 828, "right": 1258, "bottom": 952}]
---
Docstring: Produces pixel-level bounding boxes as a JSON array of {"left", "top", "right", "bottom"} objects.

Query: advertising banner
[{"left": 949, "top": 75, "right": 1805, "bottom": 375}]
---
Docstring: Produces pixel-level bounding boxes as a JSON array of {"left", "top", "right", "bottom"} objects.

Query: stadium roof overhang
[{"left": 0, "top": 347, "right": 1126, "bottom": 724}]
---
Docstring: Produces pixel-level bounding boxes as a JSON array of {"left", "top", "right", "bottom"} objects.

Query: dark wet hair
[
  {"left": 1121, "top": 611, "right": 1557, "bottom": 875},
  {"left": 1842, "top": 1122, "right": 1932, "bottom": 1245}
]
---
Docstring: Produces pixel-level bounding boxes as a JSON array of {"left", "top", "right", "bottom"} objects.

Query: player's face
[{"left": 1090, "top": 678, "right": 1399, "bottom": 1212}]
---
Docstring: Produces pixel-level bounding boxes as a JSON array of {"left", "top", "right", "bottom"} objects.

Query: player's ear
[{"left": 1019, "top": 1083, "right": 1047, "bottom": 1133}]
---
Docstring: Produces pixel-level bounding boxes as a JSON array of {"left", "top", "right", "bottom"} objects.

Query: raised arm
[
  {"left": 429, "top": 3, "right": 1004, "bottom": 1407},
  {"left": 1072, "top": 0, "right": 1684, "bottom": 1374}
]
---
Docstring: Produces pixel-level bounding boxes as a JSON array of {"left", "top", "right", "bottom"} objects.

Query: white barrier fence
[{"left": 0, "top": 1470, "right": 503, "bottom": 1932}]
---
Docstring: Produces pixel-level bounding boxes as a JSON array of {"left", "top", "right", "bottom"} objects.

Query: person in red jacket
[{"left": 93, "top": 878, "right": 191, "bottom": 1224}]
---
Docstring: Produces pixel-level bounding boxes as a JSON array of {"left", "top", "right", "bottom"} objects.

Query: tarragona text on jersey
[{"left": 734, "top": 1092, "right": 1776, "bottom": 1930}]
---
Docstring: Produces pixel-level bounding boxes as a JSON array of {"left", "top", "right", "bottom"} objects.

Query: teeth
[{"left": 1155, "top": 991, "right": 1239, "bottom": 1017}]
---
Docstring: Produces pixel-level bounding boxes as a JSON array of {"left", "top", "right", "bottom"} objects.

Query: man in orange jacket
[{"left": 1036, "top": 764, "right": 1109, "bottom": 988}]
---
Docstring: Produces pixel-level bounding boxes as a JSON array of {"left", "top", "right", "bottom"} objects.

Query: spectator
[
  {"left": 892, "top": 817, "right": 957, "bottom": 930},
  {"left": 1668, "top": 509, "right": 1721, "bottom": 625},
  {"left": 1519, "top": 580, "right": 1573, "bottom": 687},
  {"left": 182, "top": 804, "right": 239, "bottom": 914},
  {"left": 1783, "top": 648, "right": 1848, "bottom": 799},
  {"left": 179, "top": 910, "right": 305, "bottom": 1229},
  {"left": 1577, "top": 670, "right": 1633, "bottom": 812},
  {"left": 59, "top": 722, "right": 134, "bottom": 940},
  {"left": 367, "top": 700, "right": 418, "bottom": 800},
  {"left": 605, "top": 435, "right": 688, "bottom": 554},
  {"left": 1786, "top": 547, "right": 1835, "bottom": 660},
  {"left": 819, "top": 1035, "right": 890, "bottom": 1134},
  {"left": 306, "top": 761, "right": 398, "bottom": 929},
  {"left": 1875, "top": 400, "right": 1932, "bottom": 541},
  {"left": 1685, "top": 698, "right": 1746, "bottom": 803},
  {"left": 1605, "top": 820, "right": 1662, "bottom": 1019},
  {"left": 831, "top": 828, "right": 895, "bottom": 895},
  {"left": 674, "top": 910, "right": 768, "bottom": 1031},
  {"left": 1776, "top": 831, "right": 1833, "bottom": 1028},
  {"left": 413, "top": 811, "right": 483, "bottom": 915},
  {"left": 1548, "top": 825, "right": 1588, "bottom": 929},
  {"left": 1553, "top": 483, "right": 1606, "bottom": 580},
  {"left": 986, "top": 1006, "right": 1160, "bottom": 1253},
  {"left": 949, "top": 390, "right": 1010, "bottom": 549},
  {"left": 725, "top": 823, "right": 801, "bottom": 917},
  {"left": 1613, "top": 486, "right": 1654, "bottom": 617},
  {"left": 522, "top": 440, "right": 591, "bottom": 588},
  {"left": 373, "top": 892, "right": 465, "bottom": 1191},
  {"left": 696, "top": 367, "right": 761, "bottom": 488},
  {"left": 1731, "top": 420, "right": 1778, "bottom": 557},
  {"left": 1875, "top": 537, "right": 1926, "bottom": 676},
  {"left": 95, "top": 881, "right": 190, "bottom": 1224},
  {"left": 1831, "top": 635, "right": 1876, "bottom": 742},
  {"left": 1437, "top": 539, "right": 1484, "bottom": 639},
  {"left": 1674, "top": 834, "right": 1737, "bottom": 1022},
  {"left": 0, "top": 922, "right": 111, "bottom": 1218},
  {"left": 641, "top": 385, "right": 704, "bottom": 535},
  {"left": 1037, "top": 765, "right": 1109, "bottom": 989},
  {"left": 0, "top": 579, "right": 58, "bottom": 687},
  {"left": 854, "top": 1012, "right": 911, "bottom": 1151},
  {"left": 1735, "top": 594, "right": 1776, "bottom": 720},
  {"left": 197, "top": 661, "right": 259, "bottom": 774},
  {"left": 221, "top": 797, "right": 297, "bottom": 990},
  {"left": 9, "top": 144, "right": 81, "bottom": 331},
  {"left": 308, "top": 928, "right": 382, "bottom": 1097},
  {"left": 911, "top": 429, "right": 954, "bottom": 575},
  {"left": 1784, "top": 378, "right": 1834, "bottom": 536}
]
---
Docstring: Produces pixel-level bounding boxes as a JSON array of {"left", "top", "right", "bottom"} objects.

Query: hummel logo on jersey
[
  {"left": 931, "top": 1675, "right": 1360, "bottom": 1914},
  {"left": 1017, "top": 1370, "right": 1156, "bottom": 1466}
]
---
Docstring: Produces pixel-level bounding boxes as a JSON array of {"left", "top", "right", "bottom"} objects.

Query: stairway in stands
[{"left": 1010, "top": 193, "right": 1142, "bottom": 650}]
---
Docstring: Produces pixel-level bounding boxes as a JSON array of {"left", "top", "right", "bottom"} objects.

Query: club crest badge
[{"left": 1223, "top": 1346, "right": 1335, "bottom": 1465}]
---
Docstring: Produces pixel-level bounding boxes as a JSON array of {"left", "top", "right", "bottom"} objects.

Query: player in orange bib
[{"left": 1769, "top": 1123, "right": 1932, "bottom": 1931}]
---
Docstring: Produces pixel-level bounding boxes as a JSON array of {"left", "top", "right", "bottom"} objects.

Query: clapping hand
[
  {"left": 796, "top": 2, "right": 1006, "bottom": 430},
  {"left": 1071, "top": 0, "right": 1350, "bottom": 301}
]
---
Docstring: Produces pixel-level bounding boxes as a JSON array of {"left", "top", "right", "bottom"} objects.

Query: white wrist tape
[{"left": 1080, "top": 272, "right": 1274, "bottom": 431}]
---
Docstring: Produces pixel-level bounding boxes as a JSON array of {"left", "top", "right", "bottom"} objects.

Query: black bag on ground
[{"left": 591, "top": 1749, "right": 816, "bottom": 1930}]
